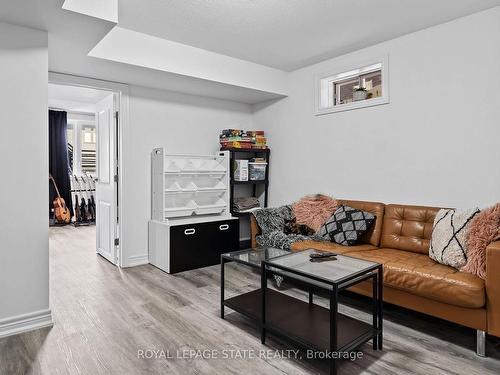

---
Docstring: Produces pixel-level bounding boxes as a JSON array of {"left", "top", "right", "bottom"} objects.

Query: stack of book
[
  {"left": 246, "top": 131, "right": 267, "bottom": 149},
  {"left": 219, "top": 129, "right": 268, "bottom": 149}
]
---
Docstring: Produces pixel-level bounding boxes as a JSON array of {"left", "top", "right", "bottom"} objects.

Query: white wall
[
  {"left": 0, "top": 22, "right": 52, "bottom": 334},
  {"left": 253, "top": 7, "right": 500, "bottom": 209},
  {"left": 120, "top": 87, "right": 253, "bottom": 266}
]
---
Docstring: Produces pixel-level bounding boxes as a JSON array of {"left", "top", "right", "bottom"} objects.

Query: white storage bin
[
  {"left": 165, "top": 177, "right": 195, "bottom": 191},
  {"left": 172, "top": 175, "right": 192, "bottom": 189},
  {"left": 199, "top": 159, "right": 226, "bottom": 173},
  {"left": 197, "top": 181, "right": 226, "bottom": 191},
  {"left": 164, "top": 200, "right": 196, "bottom": 218},
  {"left": 165, "top": 193, "right": 195, "bottom": 208},
  {"left": 182, "top": 159, "right": 202, "bottom": 172},
  {"left": 195, "top": 198, "right": 226, "bottom": 215},
  {"left": 165, "top": 181, "right": 182, "bottom": 192},
  {"left": 166, "top": 175, "right": 226, "bottom": 192},
  {"left": 194, "top": 191, "right": 225, "bottom": 206},
  {"left": 165, "top": 159, "right": 182, "bottom": 173},
  {"left": 193, "top": 175, "right": 224, "bottom": 189},
  {"left": 249, "top": 162, "right": 267, "bottom": 181}
]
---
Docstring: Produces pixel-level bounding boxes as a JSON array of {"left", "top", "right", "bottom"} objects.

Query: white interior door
[{"left": 95, "top": 93, "right": 118, "bottom": 265}]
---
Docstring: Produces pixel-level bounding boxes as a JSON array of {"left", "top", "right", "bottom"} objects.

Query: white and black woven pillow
[
  {"left": 253, "top": 205, "right": 293, "bottom": 235},
  {"left": 429, "top": 208, "right": 480, "bottom": 269},
  {"left": 317, "top": 205, "right": 376, "bottom": 246}
]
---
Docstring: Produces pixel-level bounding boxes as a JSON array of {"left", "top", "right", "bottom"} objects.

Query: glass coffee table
[
  {"left": 220, "top": 247, "right": 290, "bottom": 318},
  {"left": 220, "top": 247, "right": 383, "bottom": 375}
]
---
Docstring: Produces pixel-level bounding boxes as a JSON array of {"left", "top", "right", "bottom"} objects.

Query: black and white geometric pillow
[
  {"left": 429, "top": 208, "right": 480, "bottom": 269},
  {"left": 317, "top": 205, "right": 376, "bottom": 246}
]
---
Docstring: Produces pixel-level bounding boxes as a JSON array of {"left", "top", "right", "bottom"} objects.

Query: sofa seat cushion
[
  {"left": 290, "top": 240, "right": 377, "bottom": 254},
  {"left": 346, "top": 248, "right": 485, "bottom": 308}
]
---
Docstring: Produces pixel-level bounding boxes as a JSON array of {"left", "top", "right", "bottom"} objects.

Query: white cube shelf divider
[{"left": 151, "top": 148, "right": 232, "bottom": 221}]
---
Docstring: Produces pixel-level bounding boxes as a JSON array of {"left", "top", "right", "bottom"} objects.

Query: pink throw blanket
[
  {"left": 292, "top": 194, "right": 339, "bottom": 232},
  {"left": 461, "top": 203, "right": 500, "bottom": 279}
]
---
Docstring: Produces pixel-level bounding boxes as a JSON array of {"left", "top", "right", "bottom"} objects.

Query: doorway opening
[{"left": 48, "top": 80, "right": 121, "bottom": 266}]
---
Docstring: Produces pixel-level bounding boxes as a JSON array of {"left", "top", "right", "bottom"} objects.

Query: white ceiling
[
  {"left": 62, "top": 0, "right": 118, "bottom": 23},
  {"left": 0, "top": 0, "right": 283, "bottom": 103},
  {"left": 48, "top": 83, "right": 111, "bottom": 113},
  {"left": 1, "top": 0, "right": 500, "bottom": 103},
  {"left": 118, "top": 0, "right": 500, "bottom": 71}
]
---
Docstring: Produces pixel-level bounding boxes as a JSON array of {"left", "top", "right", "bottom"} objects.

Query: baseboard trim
[
  {"left": 125, "top": 254, "right": 149, "bottom": 268},
  {"left": 0, "top": 309, "right": 53, "bottom": 338}
]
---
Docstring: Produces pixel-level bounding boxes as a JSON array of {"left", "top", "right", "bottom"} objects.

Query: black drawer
[
  {"left": 210, "top": 220, "right": 239, "bottom": 255},
  {"left": 170, "top": 219, "right": 239, "bottom": 273},
  {"left": 169, "top": 224, "right": 202, "bottom": 273}
]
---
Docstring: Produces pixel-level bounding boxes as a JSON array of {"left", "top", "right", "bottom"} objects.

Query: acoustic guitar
[{"left": 49, "top": 174, "right": 71, "bottom": 224}]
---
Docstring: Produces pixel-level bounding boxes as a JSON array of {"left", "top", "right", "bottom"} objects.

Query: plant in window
[{"left": 353, "top": 86, "right": 368, "bottom": 101}]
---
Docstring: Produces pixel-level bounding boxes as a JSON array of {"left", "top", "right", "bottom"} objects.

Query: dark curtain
[{"left": 49, "top": 110, "right": 73, "bottom": 218}]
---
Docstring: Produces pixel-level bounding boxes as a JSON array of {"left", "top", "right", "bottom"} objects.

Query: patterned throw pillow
[
  {"left": 253, "top": 205, "right": 293, "bottom": 235},
  {"left": 317, "top": 205, "right": 376, "bottom": 246},
  {"left": 429, "top": 208, "right": 480, "bottom": 269}
]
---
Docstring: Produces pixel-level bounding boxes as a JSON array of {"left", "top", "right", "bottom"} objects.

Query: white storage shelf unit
[
  {"left": 152, "top": 148, "right": 231, "bottom": 220},
  {"left": 150, "top": 148, "right": 239, "bottom": 274}
]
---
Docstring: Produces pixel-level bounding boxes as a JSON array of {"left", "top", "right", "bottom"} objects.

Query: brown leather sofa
[{"left": 250, "top": 199, "right": 500, "bottom": 356}]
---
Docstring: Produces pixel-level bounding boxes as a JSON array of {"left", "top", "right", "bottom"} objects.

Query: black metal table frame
[
  {"left": 262, "top": 258, "right": 383, "bottom": 375},
  {"left": 220, "top": 251, "right": 383, "bottom": 375},
  {"left": 220, "top": 250, "right": 318, "bottom": 319},
  {"left": 220, "top": 252, "right": 264, "bottom": 319}
]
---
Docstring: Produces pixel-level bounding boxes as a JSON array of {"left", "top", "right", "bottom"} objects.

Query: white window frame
[
  {"left": 67, "top": 115, "right": 96, "bottom": 175},
  {"left": 79, "top": 123, "right": 97, "bottom": 174},
  {"left": 315, "top": 55, "right": 389, "bottom": 115}
]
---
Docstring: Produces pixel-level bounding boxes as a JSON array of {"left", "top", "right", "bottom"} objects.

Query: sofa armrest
[
  {"left": 250, "top": 214, "right": 261, "bottom": 248},
  {"left": 486, "top": 240, "right": 500, "bottom": 337}
]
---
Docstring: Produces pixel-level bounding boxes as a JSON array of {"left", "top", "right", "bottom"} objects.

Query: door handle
[
  {"left": 184, "top": 228, "right": 196, "bottom": 235},
  {"left": 219, "top": 224, "right": 229, "bottom": 231}
]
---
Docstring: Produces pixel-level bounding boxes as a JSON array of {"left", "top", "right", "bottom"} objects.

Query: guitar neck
[{"left": 49, "top": 176, "right": 63, "bottom": 199}]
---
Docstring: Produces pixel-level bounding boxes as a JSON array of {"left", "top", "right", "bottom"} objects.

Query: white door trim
[{"left": 48, "top": 72, "right": 129, "bottom": 268}]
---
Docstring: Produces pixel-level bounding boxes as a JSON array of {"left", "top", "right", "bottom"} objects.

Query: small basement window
[{"left": 316, "top": 58, "right": 389, "bottom": 115}]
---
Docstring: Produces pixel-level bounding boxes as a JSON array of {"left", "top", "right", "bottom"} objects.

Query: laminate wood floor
[{"left": 1, "top": 226, "right": 500, "bottom": 375}]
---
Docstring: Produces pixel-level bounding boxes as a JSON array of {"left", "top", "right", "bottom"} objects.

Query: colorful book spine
[
  {"left": 220, "top": 141, "right": 254, "bottom": 149},
  {"left": 220, "top": 129, "right": 268, "bottom": 149},
  {"left": 221, "top": 129, "right": 243, "bottom": 137}
]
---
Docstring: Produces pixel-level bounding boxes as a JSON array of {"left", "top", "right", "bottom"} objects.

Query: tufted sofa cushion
[
  {"left": 380, "top": 204, "right": 442, "bottom": 254},
  {"left": 347, "top": 248, "right": 485, "bottom": 308}
]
